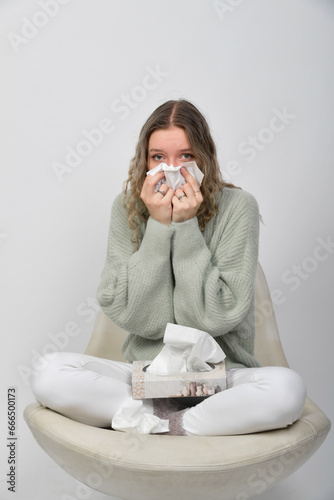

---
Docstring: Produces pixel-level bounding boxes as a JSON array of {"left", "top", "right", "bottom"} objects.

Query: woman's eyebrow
[{"left": 149, "top": 148, "right": 193, "bottom": 152}]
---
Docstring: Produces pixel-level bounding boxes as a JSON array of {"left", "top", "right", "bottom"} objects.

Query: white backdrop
[{"left": 1, "top": 1, "right": 333, "bottom": 499}]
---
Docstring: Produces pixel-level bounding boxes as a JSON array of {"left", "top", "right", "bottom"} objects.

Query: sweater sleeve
[
  {"left": 171, "top": 189, "right": 259, "bottom": 336},
  {"left": 96, "top": 194, "right": 175, "bottom": 339}
]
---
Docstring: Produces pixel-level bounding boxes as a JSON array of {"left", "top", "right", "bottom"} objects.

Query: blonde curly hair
[{"left": 123, "top": 99, "right": 239, "bottom": 248}]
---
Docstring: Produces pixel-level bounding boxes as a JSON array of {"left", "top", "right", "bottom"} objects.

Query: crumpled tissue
[
  {"left": 112, "top": 397, "right": 169, "bottom": 434},
  {"left": 147, "top": 161, "right": 204, "bottom": 192},
  {"left": 146, "top": 323, "right": 226, "bottom": 375}
]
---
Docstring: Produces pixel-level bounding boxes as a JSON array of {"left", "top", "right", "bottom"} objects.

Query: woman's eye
[
  {"left": 153, "top": 154, "right": 164, "bottom": 161},
  {"left": 181, "top": 153, "right": 194, "bottom": 160}
]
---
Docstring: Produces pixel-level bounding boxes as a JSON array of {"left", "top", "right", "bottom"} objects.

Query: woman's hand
[
  {"left": 172, "top": 167, "right": 203, "bottom": 223},
  {"left": 140, "top": 170, "right": 174, "bottom": 226}
]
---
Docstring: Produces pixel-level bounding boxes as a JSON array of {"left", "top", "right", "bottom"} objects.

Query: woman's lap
[{"left": 30, "top": 352, "right": 306, "bottom": 434}]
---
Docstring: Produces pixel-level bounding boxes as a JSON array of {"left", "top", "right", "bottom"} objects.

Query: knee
[
  {"left": 30, "top": 352, "right": 68, "bottom": 405},
  {"left": 266, "top": 367, "right": 307, "bottom": 427}
]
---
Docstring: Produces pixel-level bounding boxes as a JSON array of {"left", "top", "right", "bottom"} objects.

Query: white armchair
[{"left": 24, "top": 263, "right": 331, "bottom": 499}]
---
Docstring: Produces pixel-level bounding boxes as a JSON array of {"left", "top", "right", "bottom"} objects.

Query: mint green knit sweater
[{"left": 97, "top": 187, "right": 261, "bottom": 370}]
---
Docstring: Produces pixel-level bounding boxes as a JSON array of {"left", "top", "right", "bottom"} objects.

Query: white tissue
[
  {"left": 147, "top": 161, "right": 204, "bottom": 192},
  {"left": 146, "top": 323, "right": 226, "bottom": 376},
  {"left": 112, "top": 397, "right": 169, "bottom": 434}
]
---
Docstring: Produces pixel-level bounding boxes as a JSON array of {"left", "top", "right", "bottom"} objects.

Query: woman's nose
[{"left": 167, "top": 158, "right": 183, "bottom": 167}]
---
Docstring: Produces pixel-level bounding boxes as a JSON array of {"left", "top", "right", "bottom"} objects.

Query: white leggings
[{"left": 31, "top": 351, "right": 306, "bottom": 436}]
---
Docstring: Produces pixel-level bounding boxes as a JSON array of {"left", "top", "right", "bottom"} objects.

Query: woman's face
[{"left": 147, "top": 126, "right": 195, "bottom": 171}]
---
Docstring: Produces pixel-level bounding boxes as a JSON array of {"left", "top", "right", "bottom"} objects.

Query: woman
[{"left": 31, "top": 100, "right": 306, "bottom": 435}]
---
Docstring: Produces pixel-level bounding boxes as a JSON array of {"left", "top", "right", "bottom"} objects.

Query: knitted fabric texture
[
  {"left": 153, "top": 398, "right": 188, "bottom": 436},
  {"left": 97, "top": 187, "right": 261, "bottom": 370}
]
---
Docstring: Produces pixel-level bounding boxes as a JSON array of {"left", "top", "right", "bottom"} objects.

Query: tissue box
[{"left": 132, "top": 360, "right": 227, "bottom": 400}]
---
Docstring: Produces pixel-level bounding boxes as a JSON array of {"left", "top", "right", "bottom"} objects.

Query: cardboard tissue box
[
  {"left": 131, "top": 323, "right": 227, "bottom": 400},
  {"left": 132, "top": 359, "right": 227, "bottom": 399}
]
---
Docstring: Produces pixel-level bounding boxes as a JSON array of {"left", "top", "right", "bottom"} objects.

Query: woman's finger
[
  {"left": 180, "top": 167, "right": 200, "bottom": 192},
  {"left": 172, "top": 194, "right": 183, "bottom": 206},
  {"left": 181, "top": 182, "right": 195, "bottom": 198},
  {"left": 163, "top": 187, "right": 174, "bottom": 204},
  {"left": 145, "top": 170, "right": 166, "bottom": 187},
  {"left": 141, "top": 171, "right": 166, "bottom": 199},
  {"left": 175, "top": 188, "right": 187, "bottom": 201},
  {"left": 156, "top": 183, "right": 170, "bottom": 198}
]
